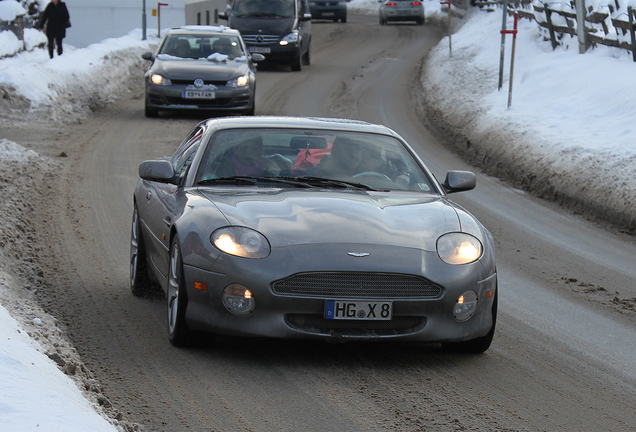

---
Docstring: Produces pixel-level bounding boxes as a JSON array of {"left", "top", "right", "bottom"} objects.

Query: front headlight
[
  {"left": 226, "top": 75, "right": 249, "bottom": 87},
  {"left": 150, "top": 73, "right": 172, "bottom": 86},
  {"left": 211, "top": 227, "right": 270, "bottom": 259},
  {"left": 280, "top": 31, "right": 299, "bottom": 45},
  {"left": 436, "top": 233, "right": 482, "bottom": 265}
]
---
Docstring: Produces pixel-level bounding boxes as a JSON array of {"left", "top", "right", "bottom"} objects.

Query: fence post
[
  {"left": 629, "top": 7, "right": 636, "bottom": 62},
  {"left": 544, "top": 5, "right": 558, "bottom": 50},
  {"left": 575, "top": 0, "right": 587, "bottom": 53}
]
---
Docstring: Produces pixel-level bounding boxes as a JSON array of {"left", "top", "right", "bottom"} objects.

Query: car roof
[
  {"left": 201, "top": 116, "right": 402, "bottom": 138},
  {"left": 166, "top": 25, "right": 242, "bottom": 37}
]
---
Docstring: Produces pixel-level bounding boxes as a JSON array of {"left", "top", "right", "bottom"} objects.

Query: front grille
[
  {"left": 165, "top": 97, "right": 232, "bottom": 107},
  {"left": 272, "top": 272, "right": 442, "bottom": 298},
  {"left": 171, "top": 79, "right": 227, "bottom": 86},
  {"left": 242, "top": 34, "right": 280, "bottom": 44},
  {"left": 286, "top": 314, "right": 423, "bottom": 335}
]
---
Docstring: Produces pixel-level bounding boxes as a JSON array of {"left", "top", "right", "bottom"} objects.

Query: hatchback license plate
[
  {"left": 249, "top": 47, "right": 271, "bottom": 53},
  {"left": 183, "top": 90, "right": 215, "bottom": 99},
  {"left": 324, "top": 300, "right": 393, "bottom": 320}
]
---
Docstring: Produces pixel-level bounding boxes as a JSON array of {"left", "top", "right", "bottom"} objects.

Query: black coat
[{"left": 38, "top": 1, "right": 70, "bottom": 39}]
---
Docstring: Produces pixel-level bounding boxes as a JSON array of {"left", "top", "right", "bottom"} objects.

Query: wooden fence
[{"left": 478, "top": 0, "right": 636, "bottom": 61}]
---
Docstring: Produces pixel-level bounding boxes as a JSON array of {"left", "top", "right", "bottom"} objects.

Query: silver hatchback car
[
  {"left": 379, "top": 0, "right": 425, "bottom": 25},
  {"left": 141, "top": 26, "right": 264, "bottom": 117}
]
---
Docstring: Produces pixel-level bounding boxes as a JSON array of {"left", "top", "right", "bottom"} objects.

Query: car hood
[
  {"left": 229, "top": 16, "right": 295, "bottom": 36},
  {"left": 152, "top": 59, "right": 249, "bottom": 80},
  {"left": 198, "top": 189, "right": 464, "bottom": 251}
]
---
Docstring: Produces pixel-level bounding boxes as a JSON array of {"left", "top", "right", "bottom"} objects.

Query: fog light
[
  {"left": 454, "top": 290, "right": 478, "bottom": 321},
  {"left": 222, "top": 284, "right": 255, "bottom": 316}
]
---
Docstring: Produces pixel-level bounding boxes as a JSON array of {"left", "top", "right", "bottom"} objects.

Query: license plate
[
  {"left": 249, "top": 47, "right": 271, "bottom": 53},
  {"left": 324, "top": 300, "right": 393, "bottom": 320},
  {"left": 182, "top": 90, "right": 215, "bottom": 99},
  {"left": 322, "top": 12, "right": 335, "bottom": 16}
]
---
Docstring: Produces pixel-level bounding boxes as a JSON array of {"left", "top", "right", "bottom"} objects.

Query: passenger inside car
[
  {"left": 212, "top": 38, "right": 242, "bottom": 59},
  {"left": 215, "top": 136, "right": 288, "bottom": 177}
]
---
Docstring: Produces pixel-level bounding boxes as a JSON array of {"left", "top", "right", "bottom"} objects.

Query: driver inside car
[{"left": 313, "top": 136, "right": 410, "bottom": 187}]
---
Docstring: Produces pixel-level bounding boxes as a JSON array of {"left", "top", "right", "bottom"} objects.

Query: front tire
[
  {"left": 302, "top": 43, "right": 311, "bottom": 66},
  {"left": 442, "top": 289, "right": 498, "bottom": 354},
  {"left": 290, "top": 51, "right": 302, "bottom": 72},
  {"left": 144, "top": 102, "right": 158, "bottom": 118},
  {"left": 130, "top": 205, "right": 151, "bottom": 296},
  {"left": 167, "top": 236, "right": 192, "bottom": 346}
]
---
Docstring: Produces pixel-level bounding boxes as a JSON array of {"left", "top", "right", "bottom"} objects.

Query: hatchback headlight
[
  {"left": 150, "top": 73, "right": 172, "bottom": 86},
  {"left": 227, "top": 75, "right": 249, "bottom": 88},
  {"left": 280, "top": 31, "right": 299, "bottom": 45},
  {"left": 211, "top": 227, "right": 270, "bottom": 259},
  {"left": 437, "top": 233, "right": 482, "bottom": 265}
]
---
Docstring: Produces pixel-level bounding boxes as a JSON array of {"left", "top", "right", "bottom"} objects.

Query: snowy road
[{"left": 3, "top": 12, "right": 636, "bottom": 432}]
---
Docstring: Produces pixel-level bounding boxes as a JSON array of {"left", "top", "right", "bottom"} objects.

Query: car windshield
[
  {"left": 195, "top": 128, "right": 435, "bottom": 192},
  {"left": 232, "top": 0, "right": 295, "bottom": 18},
  {"left": 158, "top": 34, "right": 246, "bottom": 60}
]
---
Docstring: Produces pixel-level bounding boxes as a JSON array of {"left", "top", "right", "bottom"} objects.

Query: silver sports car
[{"left": 130, "top": 116, "right": 497, "bottom": 352}]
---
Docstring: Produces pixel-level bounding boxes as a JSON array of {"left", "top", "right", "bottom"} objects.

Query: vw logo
[{"left": 194, "top": 79, "right": 204, "bottom": 87}]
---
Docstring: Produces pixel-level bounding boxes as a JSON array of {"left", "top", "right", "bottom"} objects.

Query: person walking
[{"left": 37, "top": 0, "right": 70, "bottom": 59}]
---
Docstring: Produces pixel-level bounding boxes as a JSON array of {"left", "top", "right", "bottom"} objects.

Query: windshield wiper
[
  {"left": 292, "top": 176, "right": 379, "bottom": 191},
  {"left": 243, "top": 12, "right": 283, "bottom": 17},
  {"left": 198, "top": 176, "right": 312, "bottom": 187},
  {"left": 198, "top": 176, "right": 380, "bottom": 191}
]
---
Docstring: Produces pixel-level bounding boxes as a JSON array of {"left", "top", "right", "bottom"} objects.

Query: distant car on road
[
  {"left": 130, "top": 116, "right": 498, "bottom": 353},
  {"left": 219, "top": 0, "right": 312, "bottom": 71},
  {"left": 379, "top": 0, "right": 425, "bottom": 25},
  {"left": 141, "top": 26, "right": 263, "bottom": 118},
  {"left": 308, "top": 1, "right": 347, "bottom": 23}
]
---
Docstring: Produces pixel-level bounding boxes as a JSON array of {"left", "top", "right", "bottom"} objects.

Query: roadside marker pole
[
  {"left": 158, "top": 2, "right": 169, "bottom": 38},
  {"left": 441, "top": 0, "right": 452, "bottom": 56},
  {"left": 498, "top": 0, "right": 509, "bottom": 90},
  {"left": 142, "top": 0, "right": 147, "bottom": 40},
  {"left": 501, "top": 12, "right": 519, "bottom": 107}
]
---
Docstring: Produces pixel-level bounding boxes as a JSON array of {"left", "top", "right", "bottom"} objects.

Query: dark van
[{"left": 219, "top": 0, "right": 312, "bottom": 71}]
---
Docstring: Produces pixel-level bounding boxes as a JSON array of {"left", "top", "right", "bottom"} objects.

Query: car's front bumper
[
  {"left": 181, "top": 242, "right": 497, "bottom": 343},
  {"left": 145, "top": 82, "right": 254, "bottom": 112}
]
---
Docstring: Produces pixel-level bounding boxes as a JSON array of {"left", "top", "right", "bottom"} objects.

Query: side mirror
[
  {"left": 218, "top": 12, "right": 228, "bottom": 20},
  {"left": 442, "top": 170, "right": 476, "bottom": 193},
  {"left": 141, "top": 51, "right": 155, "bottom": 61},
  {"left": 139, "top": 160, "right": 176, "bottom": 183},
  {"left": 250, "top": 53, "right": 265, "bottom": 62},
  {"left": 301, "top": 12, "right": 312, "bottom": 21}
]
